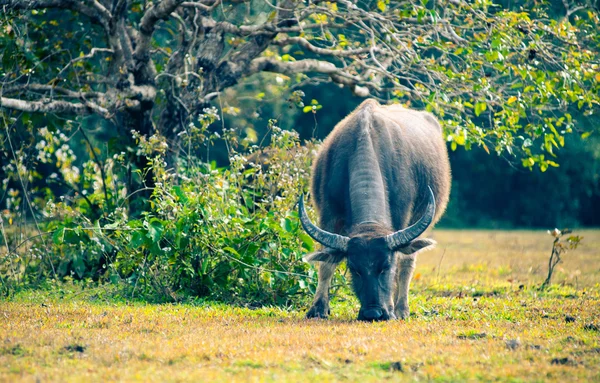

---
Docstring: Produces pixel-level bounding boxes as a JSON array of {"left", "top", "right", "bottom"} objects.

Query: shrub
[
  {"left": 1, "top": 115, "right": 346, "bottom": 305},
  {"left": 107, "top": 125, "right": 320, "bottom": 304}
]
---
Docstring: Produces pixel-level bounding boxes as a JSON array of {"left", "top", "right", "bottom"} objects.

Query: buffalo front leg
[
  {"left": 306, "top": 261, "right": 337, "bottom": 319},
  {"left": 394, "top": 256, "right": 416, "bottom": 320}
]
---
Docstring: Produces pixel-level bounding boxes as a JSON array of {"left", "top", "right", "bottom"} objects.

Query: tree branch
[
  {"left": 248, "top": 57, "right": 339, "bottom": 76},
  {"left": 0, "top": 81, "right": 155, "bottom": 117},
  {"left": 0, "top": 96, "right": 110, "bottom": 118},
  {"left": 202, "top": 17, "right": 348, "bottom": 36},
  {"left": 134, "top": 0, "right": 185, "bottom": 67},
  {"left": 274, "top": 37, "right": 378, "bottom": 57},
  {"left": 1, "top": 83, "right": 104, "bottom": 99},
  {"left": 86, "top": 0, "right": 112, "bottom": 21},
  {"left": 181, "top": 0, "right": 220, "bottom": 11},
  {"left": 210, "top": 0, "right": 297, "bottom": 90},
  {"left": 247, "top": 57, "right": 373, "bottom": 96}
]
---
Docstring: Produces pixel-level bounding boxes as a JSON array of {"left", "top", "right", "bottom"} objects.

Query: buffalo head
[{"left": 299, "top": 187, "right": 437, "bottom": 321}]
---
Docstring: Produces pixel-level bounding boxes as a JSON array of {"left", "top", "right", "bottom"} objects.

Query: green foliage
[
  {"left": 302, "top": 99, "right": 322, "bottom": 114},
  {"left": 2, "top": 1, "right": 598, "bottom": 173},
  {"left": 440, "top": 128, "right": 600, "bottom": 228},
  {"left": 419, "top": 5, "right": 600, "bottom": 170},
  {"left": 107, "top": 130, "right": 315, "bottom": 304},
  {"left": 0, "top": 116, "right": 349, "bottom": 305}
]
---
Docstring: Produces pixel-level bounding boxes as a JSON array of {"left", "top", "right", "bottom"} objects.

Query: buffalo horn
[
  {"left": 385, "top": 186, "right": 436, "bottom": 250},
  {"left": 298, "top": 195, "right": 349, "bottom": 252}
]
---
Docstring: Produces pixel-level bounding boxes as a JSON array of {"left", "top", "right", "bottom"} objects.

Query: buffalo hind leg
[
  {"left": 394, "top": 256, "right": 416, "bottom": 320},
  {"left": 306, "top": 261, "right": 337, "bottom": 319}
]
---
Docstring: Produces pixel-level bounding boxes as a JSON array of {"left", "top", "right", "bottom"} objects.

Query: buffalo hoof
[
  {"left": 306, "top": 302, "right": 330, "bottom": 319},
  {"left": 395, "top": 306, "right": 410, "bottom": 320}
]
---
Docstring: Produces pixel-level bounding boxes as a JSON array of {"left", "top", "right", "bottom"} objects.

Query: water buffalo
[{"left": 299, "top": 99, "right": 451, "bottom": 321}]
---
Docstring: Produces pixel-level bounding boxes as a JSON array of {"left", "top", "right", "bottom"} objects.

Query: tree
[{"left": 0, "top": 0, "right": 598, "bottom": 175}]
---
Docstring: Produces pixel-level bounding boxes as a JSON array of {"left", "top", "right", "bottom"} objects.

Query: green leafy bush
[
  {"left": 106, "top": 126, "right": 321, "bottom": 304},
  {"left": 1, "top": 114, "right": 347, "bottom": 305}
]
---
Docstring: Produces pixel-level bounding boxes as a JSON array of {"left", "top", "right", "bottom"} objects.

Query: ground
[{"left": 1, "top": 230, "right": 599, "bottom": 382}]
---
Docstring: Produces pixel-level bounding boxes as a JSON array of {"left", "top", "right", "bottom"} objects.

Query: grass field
[{"left": 1, "top": 230, "right": 599, "bottom": 382}]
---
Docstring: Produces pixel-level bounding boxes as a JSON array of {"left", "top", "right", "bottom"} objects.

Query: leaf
[
  {"left": 299, "top": 232, "right": 314, "bottom": 251},
  {"left": 474, "top": 101, "right": 487, "bottom": 117},
  {"left": 522, "top": 157, "right": 535, "bottom": 168},
  {"left": 172, "top": 185, "right": 188, "bottom": 203},
  {"left": 130, "top": 230, "right": 146, "bottom": 248},
  {"left": 73, "top": 256, "right": 86, "bottom": 278},
  {"left": 485, "top": 51, "right": 499, "bottom": 62},
  {"left": 454, "top": 132, "right": 466, "bottom": 145},
  {"left": 146, "top": 219, "right": 164, "bottom": 243},
  {"left": 581, "top": 131, "right": 592, "bottom": 139},
  {"left": 53, "top": 227, "right": 65, "bottom": 245},
  {"left": 482, "top": 143, "right": 490, "bottom": 154},
  {"left": 377, "top": 0, "right": 386, "bottom": 12},
  {"left": 303, "top": 106, "right": 313, "bottom": 113},
  {"left": 281, "top": 217, "right": 294, "bottom": 233},
  {"left": 243, "top": 243, "right": 260, "bottom": 259},
  {"left": 507, "top": 96, "right": 517, "bottom": 104},
  {"left": 223, "top": 247, "right": 240, "bottom": 257}
]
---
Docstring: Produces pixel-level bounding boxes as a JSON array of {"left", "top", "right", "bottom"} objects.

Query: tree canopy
[{"left": 1, "top": 0, "right": 598, "bottom": 170}]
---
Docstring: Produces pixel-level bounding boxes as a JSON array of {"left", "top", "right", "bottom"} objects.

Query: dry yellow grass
[
  {"left": 1, "top": 230, "right": 599, "bottom": 382},
  {"left": 421, "top": 229, "right": 600, "bottom": 288}
]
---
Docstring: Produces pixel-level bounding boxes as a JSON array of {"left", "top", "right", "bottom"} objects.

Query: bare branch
[
  {"left": 128, "top": 85, "right": 157, "bottom": 102},
  {"left": 203, "top": 17, "right": 348, "bottom": 36},
  {"left": 134, "top": 0, "right": 186, "bottom": 66},
  {"left": 72, "top": 47, "right": 114, "bottom": 64},
  {"left": 0, "top": 96, "right": 110, "bottom": 118},
  {"left": 200, "top": 17, "right": 269, "bottom": 35},
  {"left": 1, "top": 83, "right": 104, "bottom": 99},
  {"left": 181, "top": 0, "right": 220, "bottom": 11},
  {"left": 248, "top": 57, "right": 339, "bottom": 76},
  {"left": 212, "top": 0, "right": 298, "bottom": 88},
  {"left": 86, "top": 0, "right": 112, "bottom": 21},
  {"left": 247, "top": 57, "right": 373, "bottom": 96},
  {"left": 0, "top": 80, "right": 155, "bottom": 117},
  {"left": 51, "top": 47, "right": 115, "bottom": 86},
  {"left": 273, "top": 37, "right": 378, "bottom": 57}
]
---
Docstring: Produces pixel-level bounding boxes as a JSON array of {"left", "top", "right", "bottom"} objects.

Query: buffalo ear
[
  {"left": 396, "top": 238, "right": 437, "bottom": 255},
  {"left": 303, "top": 251, "right": 345, "bottom": 264}
]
